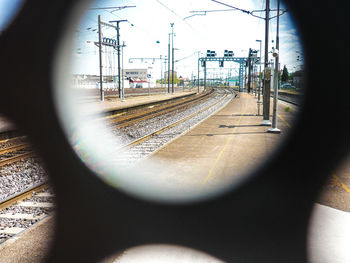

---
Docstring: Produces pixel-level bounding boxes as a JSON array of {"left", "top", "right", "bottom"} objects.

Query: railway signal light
[
  {"left": 224, "top": 50, "right": 234, "bottom": 57},
  {"left": 207, "top": 50, "right": 216, "bottom": 57}
]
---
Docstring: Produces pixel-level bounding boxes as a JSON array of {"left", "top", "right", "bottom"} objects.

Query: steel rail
[
  {"left": 106, "top": 89, "right": 214, "bottom": 127},
  {"left": 0, "top": 181, "right": 48, "bottom": 210},
  {"left": 110, "top": 90, "right": 216, "bottom": 128},
  {"left": 122, "top": 89, "right": 234, "bottom": 150},
  {"left": 0, "top": 143, "right": 29, "bottom": 155},
  {"left": 0, "top": 151, "right": 35, "bottom": 167}
]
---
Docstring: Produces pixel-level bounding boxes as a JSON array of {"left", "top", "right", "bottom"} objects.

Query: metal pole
[
  {"left": 257, "top": 40, "right": 262, "bottom": 115},
  {"left": 244, "top": 63, "right": 247, "bottom": 91},
  {"left": 164, "top": 59, "right": 167, "bottom": 94},
  {"left": 98, "top": 15, "right": 104, "bottom": 101},
  {"left": 248, "top": 49, "right": 252, "bottom": 93},
  {"left": 160, "top": 55, "right": 163, "bottom": 91},
  {"left": 254, "top": 64, "right": 257, "bottom": 97},
  {"left": 204, "top": 59, "right": 207, "bottom": 91},
  {"left": 168, "top": 33, "right": 171, "bottom": 93},
  {"left": 197, "top": 53, "right": 200, "bottom": 93},
  {"left": 116, "top": 21, "right": 122, "bottom": 99},
  {"left": 121, "top": 41, "right": 125, "bottom": 101},
  {"left": 171, "top": 23, "right": 175, "bottom": 94},
  {"left": 268, "top": 0, "right": 281, "bottom": 133},
  {"left": 262, "top": 0, "right": 272, "bottom": 126}
]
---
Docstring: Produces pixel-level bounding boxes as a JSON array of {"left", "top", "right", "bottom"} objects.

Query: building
[
  {"left": 72, "top": 74, "right": 121, "bottom": 90},
  {"left": 123, "top": 69, "right": 148, "bottom": 81},
  {"left": 164, "top": 70, "right": 177, "bottom": 82}
]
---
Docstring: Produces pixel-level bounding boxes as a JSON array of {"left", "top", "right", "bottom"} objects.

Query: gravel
[
  {"left": 0, "top": 206, "right": 53, "bottom": 217},
  {"left": 0, "top": 158, "right": 48, "bottom": 201},
  {"left": 0, "top": 218, "right": 40, "bottom": 229},
  {"left": 111, "top": 89, "right": 234, "bottom": 167},
  {"left": 0, "top": 233, "right": 12, "bottom": 243},
  {"left": 114, "top": 89, "right": 232, "bottom": 145}
]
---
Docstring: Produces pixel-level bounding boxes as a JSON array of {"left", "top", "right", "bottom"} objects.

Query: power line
[
  {"left": 154, "top": 0, "right": 204, "bottom": 39},
  {"left": 210, "top": 0, "right": 251, "bottom": 14},
  {"left": 89, "top": 6, "right": 136, "bottom": 11},
  {"left": 210, "top": 0, "right": 287, "bottom": 20}
]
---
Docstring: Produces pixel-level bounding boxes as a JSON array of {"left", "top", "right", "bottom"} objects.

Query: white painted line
[
  {"left": 0, "top": 227, "right": 23, "bottom": 235},
  {"left": 35, "top": 193, "right": 54, "bottom": 198},
  {"left": 0, "top": 213, "right": 45, "bottom": 220},
  {"left": 15, "top": 202, "right": 54, "bottom": 208}
]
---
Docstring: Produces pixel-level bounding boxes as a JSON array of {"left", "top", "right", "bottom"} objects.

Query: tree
[{"left": 281, "top": 65, "right": 289, "bottom": 82}]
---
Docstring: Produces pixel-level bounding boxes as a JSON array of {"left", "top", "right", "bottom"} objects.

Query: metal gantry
[{"left": 198, "top": 56, "right": 248, "bottom": 91}]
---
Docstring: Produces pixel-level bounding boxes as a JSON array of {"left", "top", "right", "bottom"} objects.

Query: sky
[
  {"left": 72, "top": 0, "right": 304, "bottom": 80},
  {"left": 0, "top": 0, "right": 24, "bottom": 31},
  {"left": 0, "top": 0, "right": 304, "bottom": 80}
]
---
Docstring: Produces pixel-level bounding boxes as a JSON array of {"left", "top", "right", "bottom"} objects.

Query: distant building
[
  {"left": 72, "top": 74, "right": 127, "bottom": 90},
  {"left": 123, "top": 69, "right": 148, "bottom": 81},
  {"left": 164, "top": 70, "right": 177, "bottom": 81},
  {"left": 123, "top": 68, "right": 156, "bottom": 88},
  {"left": 72, "top": 74, "right": 100, "bottom": 89},
  {"left": 292, "top": 70, "right": 304, "bottom": 90}
]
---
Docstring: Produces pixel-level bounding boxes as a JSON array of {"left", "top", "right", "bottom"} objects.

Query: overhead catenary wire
[
  {"left": 154, "top": 0, "right": 204, "bottom": 39},
  {"left": 210, "top": 0, "right": 251, "bottom": 14}
]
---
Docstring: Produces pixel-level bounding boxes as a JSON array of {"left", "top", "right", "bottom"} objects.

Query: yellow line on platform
[
  {"left": 332, "top": 174, "right": 350, "bottom": 195},
  {"left": 202, "top": 103, "right": 246, "bottom": 185}
]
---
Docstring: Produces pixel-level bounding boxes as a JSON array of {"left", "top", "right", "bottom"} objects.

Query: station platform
[
  {"left": 137, "top": 92, "right": 295, "bottom": 193},
  {"left": 76, "top": 89, "right": 199, "bottom": 116},
  {"left": 0, "top": 91, "right": 349, "bottom": 262}
]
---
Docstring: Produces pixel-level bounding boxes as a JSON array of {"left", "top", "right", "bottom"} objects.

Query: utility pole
[
  {"left": 197, "top": 51, "right": 200, "bottom": 93},
  {"left": 110, "top": 19, "right": 127, "bottom": 99},
  {"left": 256, "top": 39, "right": 262, "bottom": 115},
  {"left": 268, "top": 0, "right": 281, "bottom": 133},
  {"left": 160, "top": 55, "right": 163, "bottom": 90},
  {"left": 171, "top": 23, "right": 175, "bottom": 94},
  {"left": 204, "top": 58, "right": 207, "bottom": 91},
  {"left": 98, "top": 15, "right": 104, "bottom": 101},
  {"left": 121, "top": 41, "right": 126, "bottom": 102},
  {"left": 244, "top": 62, "right": 248, "bottom": 91},
  {"left": 168, "top": 33, "right": 171, "bottom": 94},
  {"left": 164, "top": 59, "right": 167, "bottom": 94},
  {"left": 262, "top": 0, "right": 272, "bottom": 126},
  {"left": 248, "top": 48, "right": 252, "bottom": 93}
]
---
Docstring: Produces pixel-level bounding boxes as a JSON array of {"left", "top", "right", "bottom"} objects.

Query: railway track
[
  {"left": 103, "top": 89, "right": 215, "bottom": 128},
  {"left": 0, "top": 182, "right": 53, "bottom": 244},
  {"left": 0, "top": 138, "right": 51, "bottom": 245},
  {"left": 269, "top": 90, "right": 300, "bottom": 106},
  {"left": 0, "top": 143, "right": 34, "bottom": 167},
  {"left": 0, "top": 88, "right": 232, "bottom": 244},
  {"left": 112, "top": 88, "right": 235, "bottom": 168}
]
